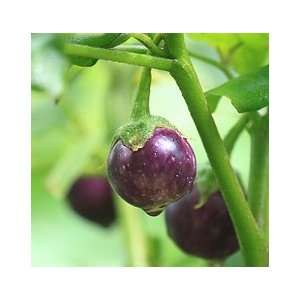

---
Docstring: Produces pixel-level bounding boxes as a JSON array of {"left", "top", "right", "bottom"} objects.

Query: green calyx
[
  {"left": 194, "top": 164, "right": 219, "bottom": 209},
  {"left": 113, "top": 115, "right": 177, "bottom": 151},
  {"left": 195, "top": 164, "right": 246, "bottom": 209}
]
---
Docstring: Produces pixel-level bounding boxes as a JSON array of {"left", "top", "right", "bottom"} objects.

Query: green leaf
[
  {"left": 188, "top": 33, "right": 239, "bottom": 53},
  {"left": 69, "top": 56, "right": 98, "bottom": 67},
  {"left": 206, "top": 65, "right": 269, "bottom": 113},
  {"left": 31, "top": 34, "right": 70, "bottom": 97},
  {"left": 188, "top": 33, "right": 269, "bottom": 75},
  {"left": 206, "top": 94, "right": 222, "bottom": 113},
  {"left": 68, "top": 33, "right": 124, "bottom": 48},
  {"left": 232, "top": 34, "right": 269, "bottom": 74}
]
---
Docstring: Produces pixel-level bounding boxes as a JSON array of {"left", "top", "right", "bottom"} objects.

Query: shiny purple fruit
[
  {"left": 107, "top": 127, "right": 196, "bottom": 216},
  {"left": 165, "top": 186, "right": 239, "bottom": 259},
  {"left": 67, "top": 176, "right": 115, "bottom": 227}
]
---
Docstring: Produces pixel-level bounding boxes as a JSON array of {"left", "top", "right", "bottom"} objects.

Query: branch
[
  {"left": 130, "top": 33, "right": 167, "bottom": 57},
  {"left": 248, "top": 114, "right": 269, "bottom": 225},
  {"left": 64, "top": 43, "right": 173, "bottom": 71},
  {"left": 224, "top": 114, "right": 250, "bottom": 155},
  {"left": 115, "top": 45, "right": 148, "bottom": 54}
]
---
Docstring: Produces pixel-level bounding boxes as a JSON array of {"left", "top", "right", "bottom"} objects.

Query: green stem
[
  {"left": 130, "top": 33, "right": 163, "bottom": 121},
  {"left": 262, "top": 157, "right": 269, "bottom": 243},
  {"left": 64, "top": 43, "right": 173, "bottom": 71},
  {"left": 108, "top": 33, "right": 130, "bottom": 47},
  {"left": 225, "top": 42, "right": 243, "bottom": 64},
  {"left": 130, "top": 33, "right": 166, "bottom": 57},
  {"left": 248, "top": 114, "right": 269, "bottom": 226},
  {"left": 217, "top": 42, "right": 243, "bottom": 66},
  {"left": 115, "top": 45, "right": 148, "bottom": 54},
  {"left": 116, "top": 197, "right": 149, "bottom": 266},
  {"left": 188, "top": 50, "right": 233, "bottom": 79},
  {"left": 130, "top": 68, "right": 151, "bottom": 120},
  {"left": 166, "top": 33, "right": 268, "bottom": 266},
  {"left": 224, "top": 114, "right": 250, "bottom": 155}
]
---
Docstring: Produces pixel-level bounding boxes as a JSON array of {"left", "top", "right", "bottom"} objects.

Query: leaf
[
  {"left": 188, "top": 33, "right": 269, "bottom": 75},
  {"left": 206, "top": 65, "right": 269, "bottom": 113},
  {"left": 188, "top": 33, "right": 239, "bottom": 53},
  {"left": 68, "top": 33, "right": 123, "bottom": 48},
  {"left": 232, "top": 33, "right": 269, "bottom": 74},
  {"left": 31, "top": 34, "right": 70, "bottom": 97},
  {"left": 69, "top": 56, "right": 98, "bottom": 67},
  {"left": 206, "top": 94, "right": 222, "bottom": 113}
]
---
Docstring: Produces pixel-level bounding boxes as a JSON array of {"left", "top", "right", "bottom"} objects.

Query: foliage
[
  {"left": 188, "top": 33, "right": 269, "bottom": 74},
  {"left": 31, "top": 33, "right": 269, "bottom": 267},
  {"left": 206, "top": 65, "right": 269, "bottom": 113}
]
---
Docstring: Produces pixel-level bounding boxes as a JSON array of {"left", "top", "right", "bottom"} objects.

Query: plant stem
[
  {"left": 248, "top": 114, "right": 269, "bottom": 226},
  {"left": 165, "top": 33, "right": 268, "bottom": 266},
  {"left": 188, "top": 50, "right": 233, "bottom": 79},
  {"left": 130, "top": 68, "right": 151, "bottom": 120},
  {"left": 130, "top": 34, "right": 163, "bottom": 120},
  {"left": 262, "top": 158, "right": 269, "bottom": 243},
  {"left": 64, "top": 43, "right": 173, "bottom": 71},
  {"left": 130, "top": 33, "right": 166, "bottom": 57},
  {"left": 115, "top": 196, "right": 149, "bottom": 266},
  {"left": 115, "top": 45, "right": 148, "bottom": 54},
  {"left": 217, "top": 42, "right": 243, "bottom": 66},
  {"left": 225, "top": 42, "right": 243, "bottom": 64},
  {"left": 224, "top": 114, "right": 250, "bottom": 155},
  {"left": 108, "top": 33, "right": 130, "bottom": 47}
]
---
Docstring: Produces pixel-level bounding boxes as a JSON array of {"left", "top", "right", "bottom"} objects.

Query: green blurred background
[{"left": 31, "top": 33, "right": 268, "bottom": 267}]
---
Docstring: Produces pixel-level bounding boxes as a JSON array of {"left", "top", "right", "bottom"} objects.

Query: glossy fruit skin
[
  {"left": 107, "top": 127, "right": 196, "bottom": 216},
  {"left": 165, "top": 186, "right": 239, "bottom": 259},
  {"left": 67, "top": 176, "right": 115, "bottom": 227}
]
